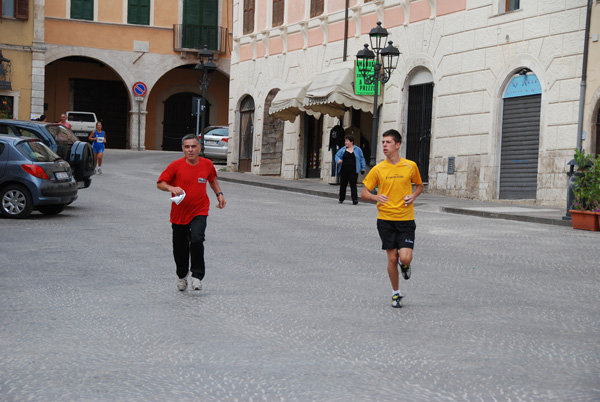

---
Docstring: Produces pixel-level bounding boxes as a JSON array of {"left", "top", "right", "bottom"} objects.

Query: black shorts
[{"left": 377, "top": 219, "right": 416, "bottom": 250}]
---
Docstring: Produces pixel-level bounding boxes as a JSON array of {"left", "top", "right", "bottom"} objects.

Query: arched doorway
[
  {"left": 238, "top": 95, "right": 254, "bottom": 172},
  {"left": 162, "top": 92, "right": 209, "bottom": 151},
  {"left": 406, "top": 69, "right": 434, "bottom": 182},
  {"left": 260, "top": 89, "right": 284, "bottom": 175},
  {"left": 499, "top": 71, "right": 542, "bottom": 199},
  {"left": 44, "top": 56, "right": 129, "bottom": 149}
]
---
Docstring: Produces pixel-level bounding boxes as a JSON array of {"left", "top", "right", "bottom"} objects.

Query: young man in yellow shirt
[{"left": 361, "top": 129, "right": 424, "bottom": 308}]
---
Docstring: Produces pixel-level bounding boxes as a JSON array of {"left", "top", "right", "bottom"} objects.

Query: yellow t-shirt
[{"left": 363, "top": 158, "right": 423, "bottom": 221}]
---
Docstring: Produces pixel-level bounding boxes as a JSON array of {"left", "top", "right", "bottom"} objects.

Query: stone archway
[
  {"left": 260, "top": 89, "right": 284, "bottom": 175},
  {"left": 44, "top": 56, "right": 130, "bottom": 149}
]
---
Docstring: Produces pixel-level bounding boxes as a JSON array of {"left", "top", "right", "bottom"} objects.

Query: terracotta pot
[{"left": 569, "top": 210, "right": 600, "bottom": 231}]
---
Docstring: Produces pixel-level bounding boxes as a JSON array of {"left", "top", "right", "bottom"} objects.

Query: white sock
[{"left": 393, "top": 289, "right": 402, "bottom": 297}]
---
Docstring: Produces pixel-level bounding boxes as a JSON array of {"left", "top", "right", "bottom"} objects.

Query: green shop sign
[{"left": 354, "top": 60, "right": 380, "bottom": 96}]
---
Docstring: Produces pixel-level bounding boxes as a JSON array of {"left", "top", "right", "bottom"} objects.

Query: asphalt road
[{"left": 1, "top": 150, "right": 599, "bottom": 401}]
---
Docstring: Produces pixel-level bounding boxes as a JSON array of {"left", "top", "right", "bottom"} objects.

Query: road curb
[{"left": 441, "top": 206, "right": 571, "bottom": 227}]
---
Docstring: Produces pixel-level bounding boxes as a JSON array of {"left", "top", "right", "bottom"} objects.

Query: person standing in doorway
[
  {"left": 59, "top": 113, "right": 71, "bottom": 129},
  {"left": 157, "top": 134, "right": 226, "bottom": 292},
  {"left": 361, "top": 129, "right": 423, "bottom": 308},
  {"left": 335, "top": 135, "right": 366, "bottom": 205},
  {"left": 88, "top": 122, "right": 106, "bottom": 174}
]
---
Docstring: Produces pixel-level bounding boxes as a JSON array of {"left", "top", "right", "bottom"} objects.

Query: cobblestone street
[{"left": 1, "top": 150, "right": 599, "bottom": 401}]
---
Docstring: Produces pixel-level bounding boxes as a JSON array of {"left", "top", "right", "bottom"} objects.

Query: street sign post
[{"left": 132, "top": 82, "right": 147, "bottom": 151}]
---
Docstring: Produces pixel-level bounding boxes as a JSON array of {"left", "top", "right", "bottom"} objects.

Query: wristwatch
[{"left": 216, "top": 192, "right": 224, "bottom": 197}]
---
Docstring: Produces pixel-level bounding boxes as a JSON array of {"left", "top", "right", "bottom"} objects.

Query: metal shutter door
[{"left": 499, "top": 94, "right": 541, "bottom": 199}]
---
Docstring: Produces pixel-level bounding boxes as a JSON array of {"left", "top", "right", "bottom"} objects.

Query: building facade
[
  {"left": 582, "top": 0, "right": 600, "bottom": 157},
  {"left": 228, "top": 0, "right": 595, "bottom": 207},
  {"left": 17, "top": 0, "right": 233, "bottom": 150},
  {"left": 0, "top": 0, "right": 41, "bottom": 120}
]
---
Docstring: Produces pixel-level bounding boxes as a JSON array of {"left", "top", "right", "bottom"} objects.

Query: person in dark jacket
[{"left": 335, "top": 135, "right": 366, "bottom": 205}]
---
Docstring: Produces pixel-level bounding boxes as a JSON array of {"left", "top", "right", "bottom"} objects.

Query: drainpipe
[
  {"left": 343, "top": 0, "right": 349, "bottom": 61},
  {"left": 576, "top": 0, "right": 593, "bottom": 150}
]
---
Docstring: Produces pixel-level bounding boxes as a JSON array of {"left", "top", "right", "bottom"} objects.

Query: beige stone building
[
  {"left": 582, "top": 0, "right": 600, "bottom": 157},
  {"left": 228, "top": 0, "right": 593, "bottom": 207}
]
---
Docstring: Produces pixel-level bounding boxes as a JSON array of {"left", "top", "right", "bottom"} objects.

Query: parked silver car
[{"left": 198, "top": 126, "right": 229, "bottom": 160}]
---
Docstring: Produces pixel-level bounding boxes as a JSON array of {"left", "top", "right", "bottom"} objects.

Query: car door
[{"left": 16, "top": 127, "right": 56, "bottom": 152}]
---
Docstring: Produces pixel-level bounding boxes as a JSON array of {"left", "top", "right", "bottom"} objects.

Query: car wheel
[
  {"left": 38, "top": 204, "right": 67, "bottom": 215},
  {"left": 0, "top": 184, "right": 33, "bottom": 219}
]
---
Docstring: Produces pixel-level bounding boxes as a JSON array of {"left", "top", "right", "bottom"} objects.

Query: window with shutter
[
  {"left": 71, "top": 0, "right": 94, "bottom": 21},
  {"left": 243, "top": 0, "right": 254, "bottom": 34},
  {"left": 182, "top": 0, "right": 218, "bottom": 50},
  {"left": 272, "top": 0, "right": 283, "bottom": 27},
  {"left": 15, "top": 0, "right": 28, "bottom": 19},
  {"left": 310, "top": 0, "right": 323, "bottom": 18},
  {"left": 128, "top": 0, "right": 150, "bottom": 25}
]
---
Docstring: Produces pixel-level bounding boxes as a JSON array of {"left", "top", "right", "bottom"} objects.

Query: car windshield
[
  {"left": 16, "top": 140, "right": 61, "bottom": 162},
  {"left": 204, "top": 128, "right": 228, "bottom": 137},
  {"left": 46, "top": 124, "right": 79, "bottom": 145}
]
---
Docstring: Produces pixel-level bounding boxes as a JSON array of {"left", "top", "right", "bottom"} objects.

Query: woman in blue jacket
[{"left": 335, "top": 135, "right": 366, "bottom": 205}]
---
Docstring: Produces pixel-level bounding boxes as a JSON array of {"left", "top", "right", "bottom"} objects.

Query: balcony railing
[{"left": 173, "top": 24, "right": 228, "bottom": 53}]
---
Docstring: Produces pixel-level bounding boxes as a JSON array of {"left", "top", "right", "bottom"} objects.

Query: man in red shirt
[{"left": 157, "top": 134, "right": 226, "bottom": 291}]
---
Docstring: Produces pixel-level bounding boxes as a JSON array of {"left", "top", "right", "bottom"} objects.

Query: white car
[{"left": 66, "top": 111, "right": 98, "bottom": 141}]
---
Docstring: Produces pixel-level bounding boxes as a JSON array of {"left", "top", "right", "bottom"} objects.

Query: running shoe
[
  {"left": 177, "top": 278, "right": 187, "bottom": 291},
  {"left": 392, "top": 293, "right": 404, "bottom": 308},
  {"left": 400, "top": 263, "right": 411, "bottom": 280},
  {"left": 98, "top": 167, "right": 102, "bottom": 175},
  {"left": 190, "top": 277, "right": 203, "bottom": 291}
]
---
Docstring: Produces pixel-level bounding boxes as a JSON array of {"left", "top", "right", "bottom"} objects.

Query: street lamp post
[
  {"left": 194, "top": 46, "right": 217, "bottom": 157},
  {"left": 356, "top": 22, "right": 400, "bottom": 166}
]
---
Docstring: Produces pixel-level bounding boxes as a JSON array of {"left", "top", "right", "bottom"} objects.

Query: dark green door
[{"left": 183, "top": 0, "right": 218, "bottom": 50}]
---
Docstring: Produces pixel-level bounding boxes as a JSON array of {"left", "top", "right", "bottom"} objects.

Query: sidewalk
[{"left": 218, "top": 171, "right": 571, "bottom": 227}]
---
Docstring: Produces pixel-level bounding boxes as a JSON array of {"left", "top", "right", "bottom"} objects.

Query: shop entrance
[
  {"left": 304, "top": 114, "right": 322, "bottom": 178},
  {"left": 406, "top": 83, "right": 433, "bottom": 182},
  {"left": 499, "top": 72, "right": 542, "bottom": 200}
]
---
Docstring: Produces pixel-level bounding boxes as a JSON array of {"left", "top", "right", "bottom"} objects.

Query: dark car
[
  {"left": 198, "top": 126, "right": 229, "bottom": 160},
  {"left": 0, "top": 135, "right": 78, "bottom": 219},
  {"left": 0, "top": 119, "right": 95, "bottom": 189}
]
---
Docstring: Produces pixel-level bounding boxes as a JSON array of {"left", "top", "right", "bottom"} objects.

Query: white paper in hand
[{"left": 170, "top": 190, "right": 185, "bottom": 205}]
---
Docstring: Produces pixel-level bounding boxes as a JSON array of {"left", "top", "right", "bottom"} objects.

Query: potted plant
[{"left": 569, "top": 148, "right": 600, "bottom": 231}]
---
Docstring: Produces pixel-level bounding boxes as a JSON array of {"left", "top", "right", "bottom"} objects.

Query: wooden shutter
[
  {"left": 71, "top": 0, "right": 94, "bottom": 20},
  {"left": 273, "top": 0, "right": 283, "bottom": 27},
  {"left": 243, "top": 0, "right": 254, "bottom": 34},
  {"left": 15, "top": 0, "right": 29, "bottom": 20},
  {"left": 310, "top": 0, "right": 323, "bottom": 18},
  {"left": 182, "top": 0, "right": 217, "bottom": 49},
  {"left": 128, "top": 0, "right": 150, "bottom": 25}
]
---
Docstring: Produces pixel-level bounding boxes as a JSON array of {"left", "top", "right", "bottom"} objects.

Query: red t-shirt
[{"left": 157, "top": 157, "right": 217, "bottom": 225}]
